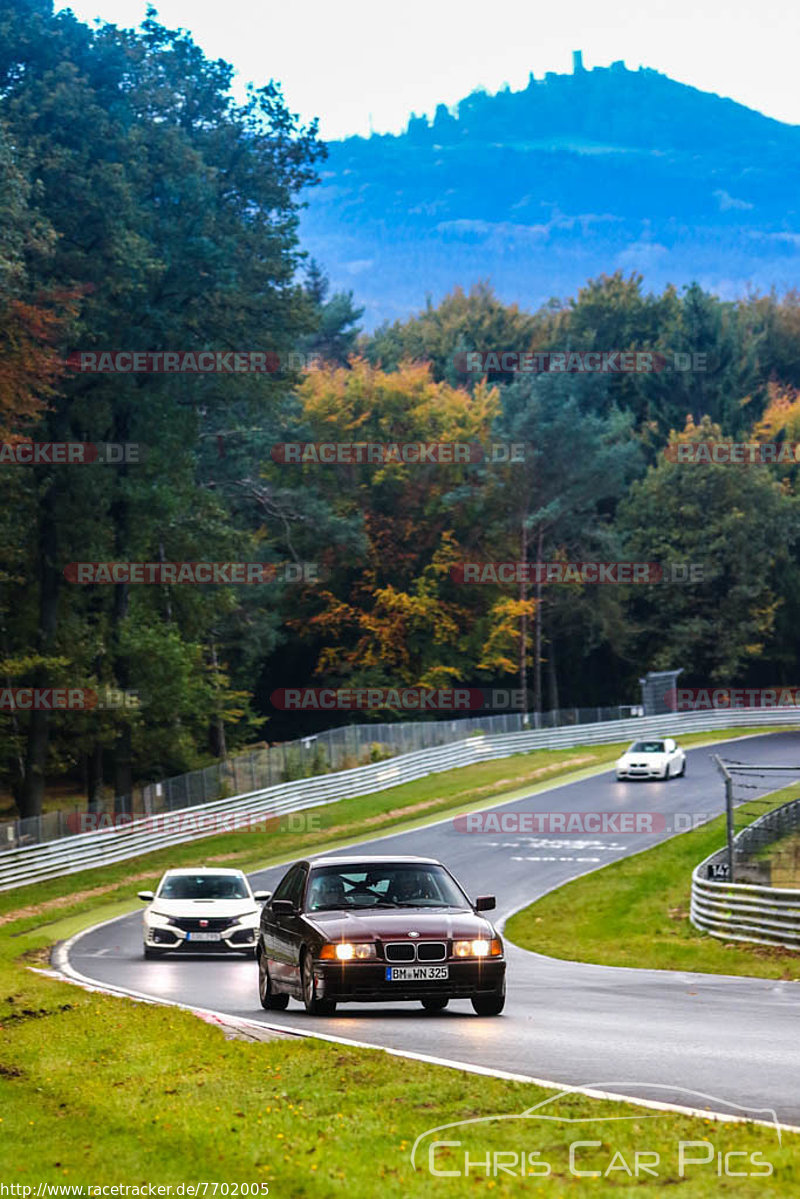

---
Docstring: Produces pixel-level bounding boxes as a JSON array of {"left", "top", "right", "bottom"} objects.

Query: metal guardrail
[
  {"left": 691, "top": 798, "right": 800, "bottom": 950},
  {"left": 1, "top": 704, "right": 642, "bottom": 850},
  {"left": 4, "top": 706, "right": 800, "bottom": 892}
]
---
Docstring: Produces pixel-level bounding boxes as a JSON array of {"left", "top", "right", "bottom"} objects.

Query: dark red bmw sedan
[{"left": 256, "top": 855, "right": 506, "bottom": 1016}]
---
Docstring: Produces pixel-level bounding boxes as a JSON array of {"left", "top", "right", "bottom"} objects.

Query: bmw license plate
[
  {"left": 186, "top": 932, "right": 220, "bottom": 942},
  {"left": 385, "top": 966, "right": 449, "bottom": 981}
]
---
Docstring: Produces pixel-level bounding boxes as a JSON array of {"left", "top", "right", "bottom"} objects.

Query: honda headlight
[{"left": 148, "top": 911, "right": 177, "bottom": 927}]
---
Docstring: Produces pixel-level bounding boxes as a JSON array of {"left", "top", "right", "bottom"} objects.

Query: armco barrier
[
  {"left": 3, "top": 707, "right": 800, "bottom": 892},
  {"left": 691, "top": 798, "right": 800, "bottom": 950},
  {"left": 2, "top": 705, "right": 642, "bottom": 850}
]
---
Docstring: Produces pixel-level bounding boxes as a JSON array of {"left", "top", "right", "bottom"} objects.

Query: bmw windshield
[{"left": 306, "top": 865, "right": 470, "bottom": 911}]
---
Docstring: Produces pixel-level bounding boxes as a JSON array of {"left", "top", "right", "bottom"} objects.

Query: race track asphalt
[{"left": 65, "top": 732, "right": 800, "bottom": 1124}]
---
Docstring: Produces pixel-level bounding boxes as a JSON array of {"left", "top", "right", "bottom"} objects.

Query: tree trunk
[
  {"left": 533, "top": 529, "right": 544, "bottom": 714},
  {"left": 208, "top": 642, "right": 227, "bottom": 758},
  {"left": 1, "top": 591, "right": 26, "bottom": 810},
  {"left": 113, "top": 723, "right": 133, "bottom": 814},
  {"left": 20, "top": 710, "right": 48, "bottom": 819},
  {"left": 86, "top": 743, "right": 104, "bottom": 813},
  {"left": 547, "top": 633, "right": 559, "bottom": 713},
  {"left": 110, "top": 409, "right": 132, "bottom": 810},
  {"left": 518, "top": 511, "right": 529, "bottom": 718},
  {"left": 19, "top": 485, "right": 61, "bottom": 818}
]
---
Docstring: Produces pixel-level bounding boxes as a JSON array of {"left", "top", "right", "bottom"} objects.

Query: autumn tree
[{"left": 618, "top": 416, "right": 798, "bottom": 680}]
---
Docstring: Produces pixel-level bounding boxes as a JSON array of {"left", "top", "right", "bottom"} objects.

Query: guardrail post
[
  {"left": 712, "top": 755, "right": 735, "bottom": 883},
  {"left": 724, "top": 774, "right": 735, "bottom": 882}
]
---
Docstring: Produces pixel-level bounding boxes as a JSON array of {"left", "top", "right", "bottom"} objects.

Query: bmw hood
[{"left": 305, "top": 908, "right": 493, "bottom": 941}]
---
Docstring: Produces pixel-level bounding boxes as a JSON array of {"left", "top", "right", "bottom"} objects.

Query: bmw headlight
[
  {"left": 319, "top": 942, "right": 377, "bottom": 961},
  {"left": 453, "top": 939, "right": 502, "bottom": 958}
]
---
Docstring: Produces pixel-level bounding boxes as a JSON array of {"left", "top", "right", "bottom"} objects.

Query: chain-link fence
[
  {"left": 732, "top": 796, "right": 800, "bottom": 886},
  {"left": 692, "top": 795, "right": 800, "bottom": 949},
  {"left": 0, "top": 704, "right": 642, "bottom": 850}
]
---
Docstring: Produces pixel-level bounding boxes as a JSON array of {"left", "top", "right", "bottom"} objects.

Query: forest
[{"left": 2, "top": 1, "right": 800, "bottom": 817}]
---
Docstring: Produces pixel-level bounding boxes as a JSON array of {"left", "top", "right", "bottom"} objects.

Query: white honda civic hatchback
[
  {"left": 615, "top": 737, "right": 686, "bottom": 781},
  {"left": 138, "top": 867, "right": 270, "bottom": 959}
]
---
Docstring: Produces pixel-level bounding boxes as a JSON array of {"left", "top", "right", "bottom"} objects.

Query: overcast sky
[{"left": 57, "top": 0, "right": 800, "bottom": 141}]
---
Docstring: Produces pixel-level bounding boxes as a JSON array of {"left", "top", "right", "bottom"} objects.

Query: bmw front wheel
[{"left": 301, "top": 948, "right": 336, "bottom": 1016}]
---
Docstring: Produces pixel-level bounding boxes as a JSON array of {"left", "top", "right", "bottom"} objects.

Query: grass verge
[{"left": 506, "top": 782, "right": 800, "bottom": 981}]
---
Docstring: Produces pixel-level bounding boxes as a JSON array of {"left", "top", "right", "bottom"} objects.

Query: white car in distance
[
  {"left": 615, "top": 737, "right": 686, "bottom": 781},
  {"left": 138, "top": 866, "right": 270, "bottom": 959}
]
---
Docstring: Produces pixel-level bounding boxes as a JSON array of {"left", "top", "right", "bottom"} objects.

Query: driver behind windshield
[
  {"left": 308, "top": 874, "right": 346, "bottom": 910},
  {"left": 390, "top": 870, "right": 436, "bottom": 902}
]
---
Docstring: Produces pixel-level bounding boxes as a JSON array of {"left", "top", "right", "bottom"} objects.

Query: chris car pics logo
[{"left": 411, "top": 1083, "right": 779, "bottom": 1180}]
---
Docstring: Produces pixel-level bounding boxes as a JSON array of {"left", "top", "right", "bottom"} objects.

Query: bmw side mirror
[
  {"left": 271, "top": 898, "right": 295, "bottom": 915},
  {"left": 253, "top": 890, "right": 271, "bottom": 903},
  {"left": 137, "top": 890, "right": 154, "bottom": 901},
  {"left": 475, "top": 895, "right": 496, "bottom": 912}
]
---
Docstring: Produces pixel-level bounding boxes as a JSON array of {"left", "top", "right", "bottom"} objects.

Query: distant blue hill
[{"left": 299, "top": 60, "right": 800, "bottom": 329}]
